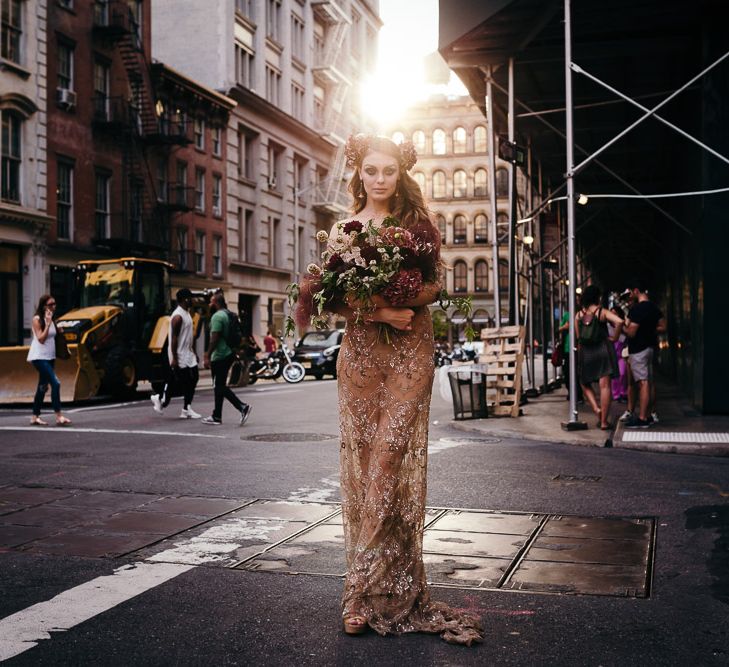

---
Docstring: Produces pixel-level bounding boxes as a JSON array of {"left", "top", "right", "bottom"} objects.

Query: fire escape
[
  {"left": 310, "top": 0, "right": 351, "bottom": 215},
  {"left": 91, "top": 0, "right": 191, "bottom": 257}
]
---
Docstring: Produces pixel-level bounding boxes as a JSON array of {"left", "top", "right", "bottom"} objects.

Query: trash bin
[{"left": 447, "top": 364, "right": 489, "bottom": 420}]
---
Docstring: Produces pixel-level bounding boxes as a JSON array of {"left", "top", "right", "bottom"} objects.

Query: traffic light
[{"left": 498, "top": 137, "right": 526, "bottom": 166}]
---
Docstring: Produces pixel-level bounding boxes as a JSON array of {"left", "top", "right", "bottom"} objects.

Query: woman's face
[
  {"left": 46, "top": 297, "right": 57, "bottom": 313},
  {"left": 359, "top": 150, "right": 399, "bottom": 205}
]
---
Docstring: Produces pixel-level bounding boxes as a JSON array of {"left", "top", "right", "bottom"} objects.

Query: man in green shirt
[
  {"left": 201, "top": 292, "right": 252, "bottom": 426},
  {"left": 558, "top": 310, "right": 582, "bottom": 400}
]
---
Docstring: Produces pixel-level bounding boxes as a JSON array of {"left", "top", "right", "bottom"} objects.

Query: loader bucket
[{"left": 0, "top": 345, "right": 96, "bottom": 404}]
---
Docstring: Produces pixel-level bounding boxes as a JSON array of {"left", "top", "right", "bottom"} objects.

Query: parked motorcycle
[{"left": 245, "top": 337, "right": 305, "bottom": 385}]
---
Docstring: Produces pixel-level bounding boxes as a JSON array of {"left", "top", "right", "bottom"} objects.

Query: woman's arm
[
  {"left": 32, "top": 316, "right": 51, "bottom": 344},
  {"left": 603, "top": 309, "right": 624, "bottom": 340}
]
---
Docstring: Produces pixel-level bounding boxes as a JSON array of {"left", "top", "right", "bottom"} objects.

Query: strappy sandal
[
  {"left": 56, "top": 415, "right": 72, "bottom": 426},
  {"left": 343, "top": 614, "right": 367, "bottom": 635},
  {"left": 30, "top": 416, "right": 48, "bottom": 426}
]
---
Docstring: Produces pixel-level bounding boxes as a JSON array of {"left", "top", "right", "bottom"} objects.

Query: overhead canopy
[{"left": 439, "top": 0, "right": 728, "bottom": 287}]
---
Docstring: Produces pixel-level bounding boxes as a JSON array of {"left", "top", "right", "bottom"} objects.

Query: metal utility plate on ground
[
  {"left": 0, "top": 490, "right": 655, "bottom": 598},
  {"left": 228, "top": 501, "right": 655, "bottom": 598}
]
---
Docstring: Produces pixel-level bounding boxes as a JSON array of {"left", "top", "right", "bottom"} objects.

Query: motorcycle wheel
[
  {"left": 247, "top": 374, "right": 258, "bottom": 385},
  {"left": 282, "top": 362, "right": 306, "bottom": 384}
]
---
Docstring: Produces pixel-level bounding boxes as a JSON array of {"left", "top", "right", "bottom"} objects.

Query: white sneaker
[
  {"left": 619, "top": 410, "right": 633, "bottom": 422},
  {"left": 651, "top": 411, "right": 659, "bottom": 424},
  {"left": 151, "top": 394, "right": 163, "bottom": 414},
  {"left": 180, "top": 407, "right": 202, "bottom": 419}
]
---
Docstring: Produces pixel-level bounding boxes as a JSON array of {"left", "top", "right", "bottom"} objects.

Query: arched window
[
  {"left": 453, "top": 260, "right": 467, "bottom": 293},
  {"left": 453, "top": 169, "right": 467, "bottom": 198},
  {"left": 391, "top": 131, "right": 405, "bottom": 145},
  {"left": 412, "top": 129, "right": 426, "bottom": 153},
  {"left": 432, "top": 128, "right": 446, "bottom": 155},
  {"left": 435, "top": 213, "right": 446, "bottom": 242},
  {"left": 453, "top": 126, "right": 467, "bottom": 153},
  {"left": 432, "top": 170, "right": 446, "bottom": 198},
  {"left": 453, "top": 214, "right": 467, "bottom": 244},
  {"left": 497, "top": 212, "right": 509, "bottom": 243},
  {"left": 496, "top": 168, "right": 509, "bottom": 197},
  {"left": 472, "top": 308, "right": 491, "bottom": 327},
  {"left": 499, "top": 259, "right": 509, "bottom": 292},
  {"left": 475, "top": 261, "right": 489, "bottom": 292},
  {"left": 474, "top": 168, "right": 488, "bottom": 197},
  {"left": 474, "top": 125, "right": 487, "bottom": 153},
  {"left": 474, "top": 213, "right": 489, "bottom": 243},
  {"left": 412, "top": 171, "right": 426, "bottom": 194}
]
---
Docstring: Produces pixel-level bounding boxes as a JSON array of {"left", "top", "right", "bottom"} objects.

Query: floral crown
[{"left": 344, "top": 134, "right": 418, "bottom": 172}]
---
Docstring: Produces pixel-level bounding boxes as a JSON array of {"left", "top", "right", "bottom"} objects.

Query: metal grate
[{"left": 622, "top": 432, "right": 729, "bottom": 443}]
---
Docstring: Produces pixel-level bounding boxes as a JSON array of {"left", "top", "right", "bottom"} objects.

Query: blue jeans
[{"left": 31, "top": 360, "right": 62, "bottom": 415}]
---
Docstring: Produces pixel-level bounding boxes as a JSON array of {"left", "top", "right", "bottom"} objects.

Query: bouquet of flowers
[{"left": 285, "top": 216, "right": 474, "bottom": 340}]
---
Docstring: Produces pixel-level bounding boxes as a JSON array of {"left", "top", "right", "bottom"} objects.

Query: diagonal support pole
[
  {"left": 488, "top": 78, "right": 691, "bottom": 235},
  {"left": 574, "top": 63, "right": 729, "bottom": 168},
  {"left": 571, "top": 50, "right": 729, "bottom": 175}
]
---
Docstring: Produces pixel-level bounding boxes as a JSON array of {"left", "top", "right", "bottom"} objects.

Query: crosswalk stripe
[{"left": 0, "top": 562, "right": 193, "bottom": 661}]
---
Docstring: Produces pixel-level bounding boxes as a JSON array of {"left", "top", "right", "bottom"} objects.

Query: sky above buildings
[{"left": 360, "top": 0, "right": 468, "bottom": 128}]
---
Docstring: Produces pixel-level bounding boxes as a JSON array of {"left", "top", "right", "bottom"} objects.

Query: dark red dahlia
[
  {"left": 360, "top": 244, "right": 380, "bottom": 264},
  {"left": 342, "top": 220, "right": 363, "bottom": 234},
  {"left": 382, "top": 268, "right": 423, "bottom": 306},
  {"left": 325, "top": 253, "right": 344, "bottom": 270}
]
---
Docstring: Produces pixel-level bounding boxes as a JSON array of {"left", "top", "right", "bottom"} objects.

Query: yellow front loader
[{"left": 0, "top": 258, "right": 174, "bottom": 404}]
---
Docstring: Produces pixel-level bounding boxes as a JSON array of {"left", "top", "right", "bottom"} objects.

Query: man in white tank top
[{"left": 151, "top": 288, "right": 201, "bottom": 418}]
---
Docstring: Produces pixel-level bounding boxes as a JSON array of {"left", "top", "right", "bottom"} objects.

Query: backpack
[
  {"left": 578, "top": 308, "right": 605, "bottom": 345},
  {"left": 224, "top": 309, "right": 243, "bottom": 350}
]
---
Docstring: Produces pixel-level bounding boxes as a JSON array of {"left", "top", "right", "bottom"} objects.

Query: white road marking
[
  {"left": 66, "top": 400, "right": 146, "bottom": 413},
  {"left": 0, "top": 562, "right": 192, "bottom": 661},
  {"left": 0, "top": 426, "right": 227, "bottom": 439},
  {"left": 288, "top": 476, "right": 340, "bottom": 502}
]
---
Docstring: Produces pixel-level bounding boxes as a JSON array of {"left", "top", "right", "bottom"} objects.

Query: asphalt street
[{"left": 1, "top": 377, "right": 728, "bottom": 666}]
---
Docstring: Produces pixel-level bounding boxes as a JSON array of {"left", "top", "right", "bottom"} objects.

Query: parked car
[{"left": 293, "top": 329, "right": 343, "bottom": 379}]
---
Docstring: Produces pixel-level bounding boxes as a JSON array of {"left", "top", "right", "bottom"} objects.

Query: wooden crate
[{"left": 479, "top": 325, "right": 526, "bottom": 417}]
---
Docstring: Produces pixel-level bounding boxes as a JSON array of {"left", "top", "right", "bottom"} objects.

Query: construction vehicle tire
[{"left": 103, "top": 346, "right": 138, "bottom": 398}]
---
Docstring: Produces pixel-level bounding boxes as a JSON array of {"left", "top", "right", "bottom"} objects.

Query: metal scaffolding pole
[
  {"left": 485, "top": 68, "right": 501, "bottom": 327},
  {"left": 507, "top": 57, "right": 518, "bottom": 326},
  {"left": 562, "top": 0, "right": 586, "bottom": 430}
]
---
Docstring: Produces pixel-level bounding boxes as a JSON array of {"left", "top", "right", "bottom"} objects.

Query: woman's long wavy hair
[
  {"left": 347, "top": 136, "right": 441, "bottom": 257},
  {"left": 35, "top": 294, "right": 54, "bottom": 331}
]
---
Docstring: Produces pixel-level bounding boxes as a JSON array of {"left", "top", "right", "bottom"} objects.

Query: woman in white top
[{"left": 26, "top": 294, "right": 71, "bottom": 426}]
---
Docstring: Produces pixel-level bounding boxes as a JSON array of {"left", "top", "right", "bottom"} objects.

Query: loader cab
[{"left": 74, "top": 258, "right": 171, "bottom": 349}]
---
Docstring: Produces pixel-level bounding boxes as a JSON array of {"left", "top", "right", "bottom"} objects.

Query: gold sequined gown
[{"left": 337, "top": 303, "right": 484, "bottom": 646}]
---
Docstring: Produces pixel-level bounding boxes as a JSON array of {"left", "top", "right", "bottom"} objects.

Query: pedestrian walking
[
  {"left": 151, "top": 288, "right": 201, "bottom": 419},
  {"left": 575, "top": 285, "right": 624, "bottom": 429},
  {"left": 202, "top": 292, "right": 252, "bottom": 426},
  {"left": 623, "top": 282, "right": 666, "bottom": 428},
  {"left": 27, "top": 294, "right": 72, "bottom": 426}
]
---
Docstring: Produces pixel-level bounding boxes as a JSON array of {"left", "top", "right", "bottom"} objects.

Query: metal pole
[
  {"left": 540, "top": 262, "right": 549, "bottom": 393},
  {"left": 293, "top": 186, "right": 299, "bottom": 282},
  {"left": 485, "top": 68, "right": 501, "bottom": 327},
  {"left": 563, "top": 0, "right": 585, "bottom": 429},
  {"left": 507, "top": 57, "right": 517, "bottom": 326}
]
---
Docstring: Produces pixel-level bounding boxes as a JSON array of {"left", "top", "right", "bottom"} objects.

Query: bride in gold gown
[{"left": 325, "top": 135, "right": 483, "bottom": 646}]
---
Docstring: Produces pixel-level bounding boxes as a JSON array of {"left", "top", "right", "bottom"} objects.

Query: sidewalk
[{"left": 448, "top": 373, "right": 729, "bottom": 457}]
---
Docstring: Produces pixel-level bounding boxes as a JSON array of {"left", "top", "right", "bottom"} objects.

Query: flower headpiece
[{"left": 344, "top": 134, "right": 418, "bottom": 172}]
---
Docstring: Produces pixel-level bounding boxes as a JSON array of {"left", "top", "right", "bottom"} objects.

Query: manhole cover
[
  {"left": 15, "top": 452, "right": 85, "bottom": 459},
  {"left": 241, "top": 433, "right": 338, "bottom": 442},
  {"left": 439, "top": 437, "right": 501, "bottom": 445}
]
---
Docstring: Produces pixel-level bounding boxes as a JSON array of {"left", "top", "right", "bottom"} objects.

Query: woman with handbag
[{"left": 26, "top": 294, "right": 72, "bottom": 426}]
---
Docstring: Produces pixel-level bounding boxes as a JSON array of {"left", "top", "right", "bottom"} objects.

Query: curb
[{"left": 450, "top": 420, "right": 729, "bottom": 457}]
